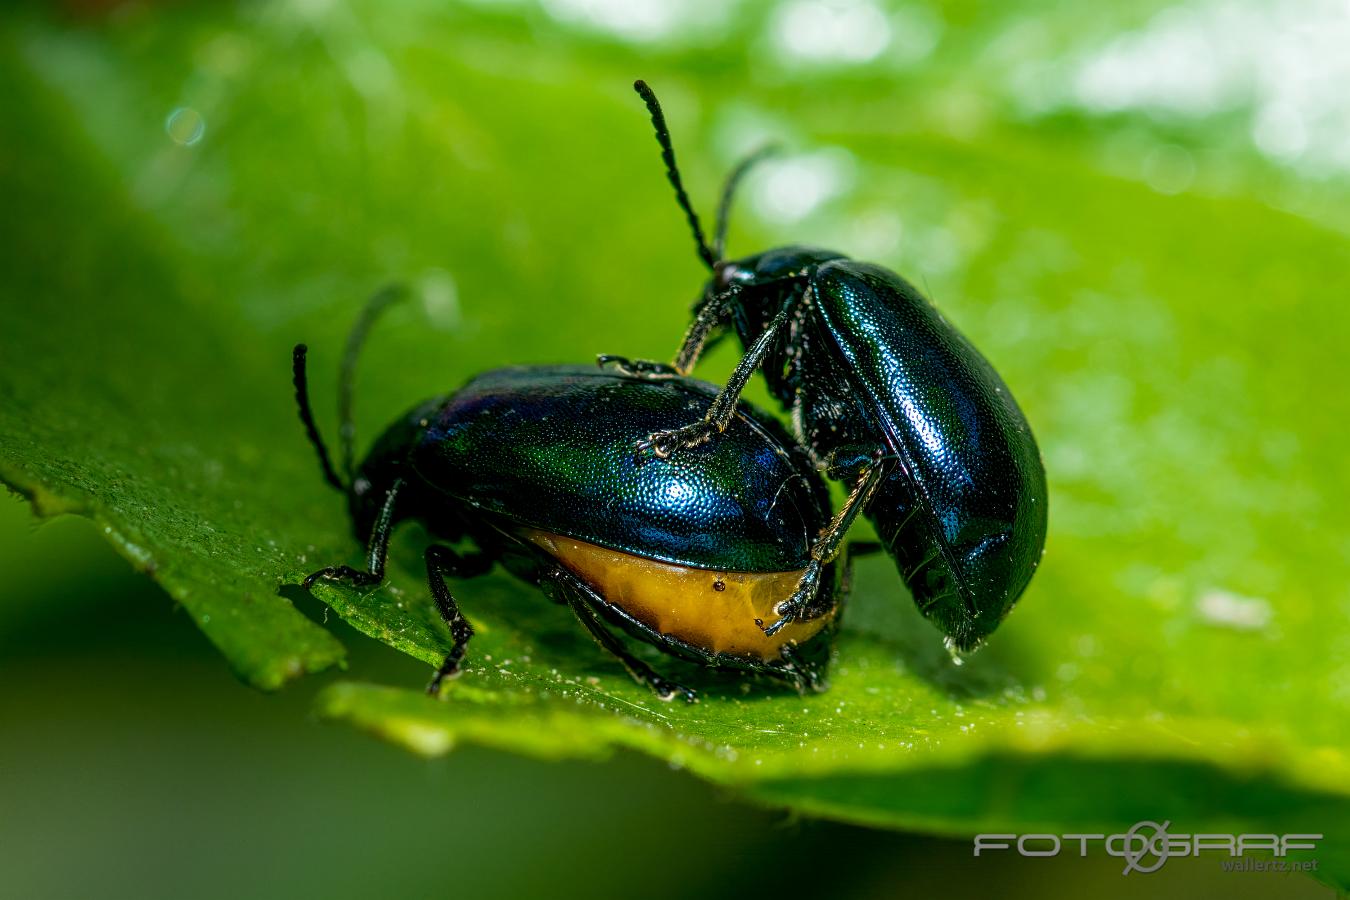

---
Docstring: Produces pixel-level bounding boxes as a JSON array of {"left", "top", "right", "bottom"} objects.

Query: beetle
[
  {"left": 601, "top": 81, "right": 1048, "bottom": 656},
  {"left": 291, "top": 288, "right": 849, "bottom": 701}
]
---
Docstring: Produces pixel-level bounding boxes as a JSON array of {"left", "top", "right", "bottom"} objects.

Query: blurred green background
[{"left": 2, "top": 0, "right": 1348, "bottom": 895}]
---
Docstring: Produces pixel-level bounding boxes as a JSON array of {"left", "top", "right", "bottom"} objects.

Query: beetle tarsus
[
  {"left": 637, "top": 422, "right": 715, "bottom": 459},
  {"left": 652, "top": 677, "right": 699, "bottom": 703},
  {"left": 302, "top": 565, "right": 383, "bottom": 589},
  {"left": 763, "top": 609, "right": 801, "bottom": 637},
  {"left": 762, "top": 563, "right": 822, "bottom": 636},
  {"left": 425, "top": 660, "right": 465, "bottom": 697},
  {"left": 597, "top": 354, "right": 681, "bottom": 380}
]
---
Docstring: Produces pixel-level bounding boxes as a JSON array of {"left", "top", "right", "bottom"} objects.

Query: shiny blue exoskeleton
[
  {"left": 293, "top": 294, "right": 845, "bottom": 703},
  {"left": 604, "top": 82, "right": 1047, "bottom": 654},
  {"left": 353, "top": 366, "right": 833, "bottom": 575}
]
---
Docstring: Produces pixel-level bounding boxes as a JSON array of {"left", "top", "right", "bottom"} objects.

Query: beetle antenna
[
  {"left": 633, "top": 80, "right": 717, "bottom": 271},
  {"left": 292, "top": 343, "right": 346, "bottom": 492},
  {"left": 338, "top": 283, "right": 409, "bottom": 486},
  {"left": 713, "top": 143, "right": 778, "bottom": 259}
]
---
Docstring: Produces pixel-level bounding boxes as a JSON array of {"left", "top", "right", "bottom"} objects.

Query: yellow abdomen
[{"left": 520, "top": 528, "right": 831, "bottom": 661}]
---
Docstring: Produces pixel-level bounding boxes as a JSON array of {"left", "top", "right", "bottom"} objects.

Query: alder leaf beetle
[
  {"left": 293, "top": 288, "right": 853, "bottom": 701},
  {"left": 601, "top": 81, "right": 1048, "bottom": 657}
]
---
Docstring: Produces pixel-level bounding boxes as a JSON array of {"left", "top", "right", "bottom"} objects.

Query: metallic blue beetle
[
  {"left": 293, "top": 291, "right": 847, "bottom": 701},
  {"left": 603, "top": 82, "right": 1048, "bottom": 655}
]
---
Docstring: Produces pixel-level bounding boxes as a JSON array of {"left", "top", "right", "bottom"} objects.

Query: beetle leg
[
  {"left": 598, "top": 284, "right": 739, "bottom": 381},
  {"left": 302, "top": 478, "right": 403, "bottom": 588},
  {"left": 424, "top": 544, "right": 484, "bottom": 697},
  {"left": 763, "top": 463, "right": 886, "bottom": 636},
  {"left": 639, "top": 292, "right": 795, "bottom": 459},
  {"left": 776, "top": 643, "right": 818, "bottom": 694},
  {"left": 671, "top": 283, "right": 740, "bottom": 375},
  {"left": 775, "top": 546, "right": 861, "bottom": 693},
  {"left": 546, "top": 566, "right": 698, "bottom": 703}
]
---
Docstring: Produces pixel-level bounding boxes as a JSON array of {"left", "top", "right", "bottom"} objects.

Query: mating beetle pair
[{"left": 294, "top": 81, "right": 1046, "bottom": 699}]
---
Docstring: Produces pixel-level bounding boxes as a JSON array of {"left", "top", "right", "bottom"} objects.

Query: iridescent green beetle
[{"left": 294, "top": 291, "right": 852, "bottom": 701}]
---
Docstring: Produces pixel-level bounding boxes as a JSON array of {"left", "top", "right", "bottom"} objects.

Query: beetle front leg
[
  {"left": 671, "top": 283, "right": 740, "bottom": 375},
  {"left": 763, "top": 463, "right": 886, "bottom": 636},
  {"left": 638, "top": 292, "right": 795, "bottom": 459},
  {"left": 425, "top": 544, "right": 491, "bottom": 696},
  {"left": 303, "top": 478, "right": 403, "bottom": 589}
]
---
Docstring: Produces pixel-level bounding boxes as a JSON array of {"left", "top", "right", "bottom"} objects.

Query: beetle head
[
  {"left": 706, "top": 245, "right": 845, "bottom": 340},
  {"left": 345, "top": 396, "right": 446, "bottom": 544}
]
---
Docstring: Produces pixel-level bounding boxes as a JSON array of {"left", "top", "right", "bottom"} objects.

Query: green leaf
[{"left": 2, "top": 2, "right": 1347, "bottom": 886}]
